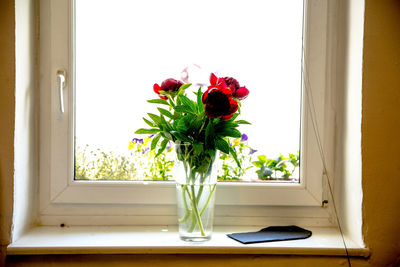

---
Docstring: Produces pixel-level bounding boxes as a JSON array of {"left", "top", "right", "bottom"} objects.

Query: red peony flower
[
  {"left": 209, "top": 73, "right": 249, "bottom": 100},
  {"left": 153, "top": 78, "right": 184, "bottom": 100},
  {"left": 223, "top": 77, "right": 240, "bottom": 92},
  {"left": 202, "top": 85, "right": 238, "bottom": 120},
  {"left": 210, "top": 73, "right": 227, "bottom": 88}
]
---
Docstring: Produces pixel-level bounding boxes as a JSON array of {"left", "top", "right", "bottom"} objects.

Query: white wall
[
  {"left": 13, "top": 0, "right": 37, "bottom": 242},
  {"left": 335, "top": 0, "right": 365, "bottom": 246}
]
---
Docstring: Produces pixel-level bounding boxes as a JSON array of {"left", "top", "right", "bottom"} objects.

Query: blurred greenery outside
[{"left": 75, "top": 135, "right": 299, "bottom": 182}]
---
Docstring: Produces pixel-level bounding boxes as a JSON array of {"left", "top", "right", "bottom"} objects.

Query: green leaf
[
  {"left": 160, "top": 131, "right": 173, "bottom": 141},
  {"left": 174, "top": 105, "right": 195, "bottom": 114},
  {"left": 181, "top": 114, "right": 198, "bottom": 133},
  {"left": 156, "top": 138, "right": 169, "bottom": 157},
  {"left": 178, "top": 95, "right": 196, "bottom": 112},
  {"left": 215, "top": 138, "right": 230, "bottom": 154},
  {"left": 176, "top": 96, "right": 182, "bottom": 105},
  {"left": 229, "top": 113, "right": 239, "bottom": 121},
  {"left": 193, "top": 142, "right": 203, "bottom": 154},
  {"left": 147, "top": 113, "right": 162, "bottom": 125},
  {"left": 151, "top": 134, "right": 161, "bottom": 150},
  {"left": 197, "top": 88, "right": 205, "bottom": 113},
  {"left": 167, "top": 96, "right": 176, "bottom": 108},
  {"left": 143, "top": 117, "right": 155, "bottom": 127},
  {"left": 265, "top": 159, "right": 278, "bottom": 168},
  {"left": 178, "top": 83, "right": 192, "bottom": 94},
  {"left": 135, "top": 128, "right": 160, "bottom": 134},
  {"left": 147, "top": 99, "right": 169, "bottom": 105},
  {"left": 258, "top": 155, "right": 267, "bottom": 163},
  {"left": 171, "top": 131, "right": 192, "bottom": 142},
  {"left": 234, "top": 120, "right": 251, "bottom": 125},
  {"left": 215, "top": 121, "right": 239, "bottom": 130},
  {"left": 192, "top": 115, "right": 204, "bottom": 133},
  {"left": 175, "top": 118, "right": 188, "bottom": 132},
  {"left": 205, "top": 119, "right": 215, "bottom": 148},
  {"left": 217, "top": 128, "right": 242, "bottom": 138},
  {"left": 229, "top": 146, "right": 241, "bottom": 168},
  {"left": 157, "top": 107, "right": 173, "bottom": 119},
  {"left": 159, "top": 115, "right": 172, "bottom": 131},
  {"left": 252, "top": 161, "right": 264, "bottom": 168}
]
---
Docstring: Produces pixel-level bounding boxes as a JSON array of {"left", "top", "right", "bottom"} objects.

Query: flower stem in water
[{"left": 190, "top": 185, "right": 205, "bottom": 236}]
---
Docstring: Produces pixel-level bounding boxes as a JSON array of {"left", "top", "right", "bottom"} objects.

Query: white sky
[{"left": 75, "top": 0, "right": 304, "bottom": 157}]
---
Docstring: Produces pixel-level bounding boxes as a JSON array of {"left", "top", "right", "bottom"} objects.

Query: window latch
[{"left": 57, "top": 70, "right": 67, "bottom": 114}]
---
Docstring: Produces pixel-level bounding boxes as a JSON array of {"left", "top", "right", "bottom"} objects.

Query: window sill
[{"left": 7, "top": 226, "right": 368, "bottom": 257}]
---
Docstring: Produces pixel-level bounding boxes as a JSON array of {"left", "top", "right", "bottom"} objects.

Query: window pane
[{"left": 74, "top": 0, "right": 303, "bottom": 182}]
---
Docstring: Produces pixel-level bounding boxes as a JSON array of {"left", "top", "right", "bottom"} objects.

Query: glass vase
[{"left": 174, "top": 143, "right": 218, "bottom": 242}]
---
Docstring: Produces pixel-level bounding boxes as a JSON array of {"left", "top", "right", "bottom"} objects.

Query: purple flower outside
[
  {"left": 249, "top": 148, "right": 258, "bottom": 155},
  {"left": 241, "top": 133, "right": 248, "bottom": 141},
  {"left": 166, "top": 142, "right": 172, "bottom": 150},
  {"left": 142, "top": 147, "right": 150, "bottom": 154},
  {"left": 132, "top": 138, "right": 144, "bottom": 144}
]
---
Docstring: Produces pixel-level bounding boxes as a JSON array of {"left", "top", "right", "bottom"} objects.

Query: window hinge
[{"left": 322, "top": 172, "right": 329, "bottom": 207}]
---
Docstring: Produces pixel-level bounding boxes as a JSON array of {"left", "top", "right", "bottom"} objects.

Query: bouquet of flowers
[{"left": 135, "top": 73, "right": 249, "bottom": 239}]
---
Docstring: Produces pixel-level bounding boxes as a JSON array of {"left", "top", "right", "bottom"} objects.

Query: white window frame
[{"left": 39, "top": 0, "right": 334, "bottom": 226}]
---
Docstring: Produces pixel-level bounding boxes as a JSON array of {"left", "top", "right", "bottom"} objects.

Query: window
[
  {"left": 39, "top": 0, "right": 332, "bottom": 226},
  {"left": 74, "top": 0, "right": 303, "bottom": 183}
]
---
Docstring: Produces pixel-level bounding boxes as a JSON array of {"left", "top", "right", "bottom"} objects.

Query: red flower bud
[
  {"left": 161, "top": 78, "right": 184, "bottom": 93},
  {"left": 153, "top": 78, "right": 184, "bottom": 100},
  {"left": 234, "top": 86, "right": 249, "bottom": 100},
  {"left": 153, "top": 83, "right": 167, "bottom": 100}
]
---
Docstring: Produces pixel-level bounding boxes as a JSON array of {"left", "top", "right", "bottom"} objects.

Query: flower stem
[
  {"left": 178, "top": 185, "right": 192, "bottom": 223},
  {"left": 198, "top": 113, "right": 207, "bottom": 134},
  {"left": 196, "top": 184, "right": 204, "bottom": 203},
  {"left": 190, "top": 185, "right": 205, "bottom": 236},
  {"left": 200, "top": 184, "right": 216, "bottom": 216},
  {"left": 184, "top": 185, "right": 198, "bottom": 233}
]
